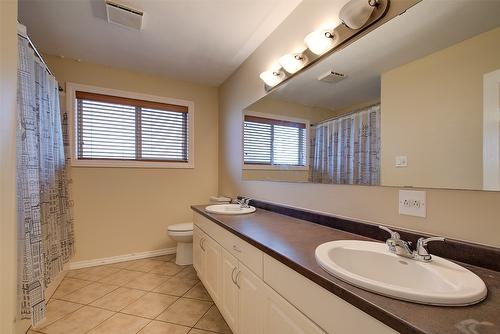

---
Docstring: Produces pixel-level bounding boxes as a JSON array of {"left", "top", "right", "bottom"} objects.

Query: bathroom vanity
[{"left": 191, "top": 203, "right": 500, "bottom": 334}]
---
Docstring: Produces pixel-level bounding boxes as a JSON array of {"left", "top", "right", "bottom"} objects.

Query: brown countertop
[{"left": 191, "top": 205, "right": 500, "bottom": 334}]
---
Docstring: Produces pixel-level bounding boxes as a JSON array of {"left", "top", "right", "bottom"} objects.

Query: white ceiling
[
  {"left": 267, "top": 0, "right": 500, "bottom": 111},
  {"left": 18, "top": 0, "right": 301, "bottom": 86}
]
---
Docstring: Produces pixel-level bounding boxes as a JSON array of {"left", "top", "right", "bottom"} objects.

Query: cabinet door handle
[
  {"left": 200, "top": 238, "right": 206, "bottom": 251},
  {"left": 231, "top": 266, "right": 237, "bottom": 285},
  {"left": 232, "top": 244, "right": 242, "bottom": 253},
  {"left": 235, "top": 270, "right": 241, "bottom": 289}
]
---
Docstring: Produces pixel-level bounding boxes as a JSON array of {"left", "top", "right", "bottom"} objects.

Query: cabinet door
[
  {"left": 237, "top": 263, "right": 265, "bottom": 334},
  {"left": 203, "top": 236, "right": 221, "bottom": 303},
  {"left": 193, "top": 226, "right": 204, "bottom": 278},
  {"left": 220, "top": 248, "right": 239, "bottom": 333},
  {"left": 262, "top": 285, "right": 326, "bottom": 334}
]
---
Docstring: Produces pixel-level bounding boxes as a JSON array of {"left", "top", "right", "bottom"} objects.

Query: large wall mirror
[{"left": 242, "top": 0, "right": 500, "bottom": 191}]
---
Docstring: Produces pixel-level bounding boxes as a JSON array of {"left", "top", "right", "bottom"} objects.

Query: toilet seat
[{"left": 168, "top": 222, "right": 193, "bottom": 232}]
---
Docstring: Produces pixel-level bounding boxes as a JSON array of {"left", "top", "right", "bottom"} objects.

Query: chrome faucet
[
  {"left": 378, "top": 226, "right": 445, "bottom": 262},
  {"left": 236, "top": 197, "right": 251, "bottom": 208},
  {"left": 378, "top": 225, "right": 414, "bottom": 259},
  {"left": 414, "top": 236, "right": 445, "bottom": 262}
]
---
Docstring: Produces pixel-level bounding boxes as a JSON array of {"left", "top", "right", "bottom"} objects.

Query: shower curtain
[
  {"left": 16, "top": 34, "right": 75, "bottom": 326},
  {"left": 310, "top": 104, "right": 381, "bottom": 185}
]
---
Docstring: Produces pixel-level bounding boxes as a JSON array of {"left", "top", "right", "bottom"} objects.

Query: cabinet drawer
[
  {"left": 194, "top": 212, "right": 263, "bottom": 278},
  {"left": 263, "top": 255, "right": 397, "bottom": 334}
]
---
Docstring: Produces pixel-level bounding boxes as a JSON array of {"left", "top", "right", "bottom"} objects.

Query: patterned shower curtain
[
  {"left": 309, "top": 104, "right": 381, "bottom": 185},
  {"left": 16, "top": 35, "right": 75, "bottom": 326}
]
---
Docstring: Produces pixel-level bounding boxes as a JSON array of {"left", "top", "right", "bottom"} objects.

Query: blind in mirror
[
  {"left": 75, "top": 91, "right": 189, "bottom": 162},
  {"left": 243, "top": 115, "right": 306, "bottom": 166}
]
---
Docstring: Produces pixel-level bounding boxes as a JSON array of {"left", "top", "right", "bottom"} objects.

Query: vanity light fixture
[
  {"left": 259, "top": 65, "right": 285, "bottom": 87},
  {"left": 339, "top": 0, "right": 379, "bottom": 30},
  {"left": 304, "top": 29, "right": 338, "bottom": 56},
  {"left": 278, "top": 52, "right": 308, "bottom": 74}
]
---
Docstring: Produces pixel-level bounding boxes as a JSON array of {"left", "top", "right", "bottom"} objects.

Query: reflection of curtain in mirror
[
  {"left": 310, "top": 104, "right": 380, "bottom": 185},
  {"left": 16, "top": 35, "right": 75, "bottom": 326}
]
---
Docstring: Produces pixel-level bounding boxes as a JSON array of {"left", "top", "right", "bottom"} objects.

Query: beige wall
[
  {"left": 44, "top": 55, "right": 219, "bottom": 261},
  {"left": 219, "top": 0, "right": 500, "bottom": 248},
  {"left": 381, "top": 27, "right": 500, "bottom": 190},
  {"left": 0, "top": 1, "right": 18, "bottom": 333}
]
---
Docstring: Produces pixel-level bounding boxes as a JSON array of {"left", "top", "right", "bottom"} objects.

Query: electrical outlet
[{"left": 399, "top": 190, "right": 426, "bottom": 218}]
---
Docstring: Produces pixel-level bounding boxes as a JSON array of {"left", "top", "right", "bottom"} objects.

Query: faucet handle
[
  {"left": 378, "top": 225, "right": 400, "bottom": 240},
  {"left": 416, "top": 236, "right": 445, "bottom": 261}
]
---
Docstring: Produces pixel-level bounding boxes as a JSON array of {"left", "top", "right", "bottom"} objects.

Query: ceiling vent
[
  {"left": 105, "top": 1, "right": 144, "bottom": 30},
  {"left": 318, "top": 71, "right": 347, "bottom": 84}
]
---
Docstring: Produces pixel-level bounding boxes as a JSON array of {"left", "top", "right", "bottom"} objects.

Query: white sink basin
[
  {"left": 315, "top": 240, "right": 487, "bottom": 306},
  {"left": 205, "top": 204, "right": 256, "bottom": 215}
]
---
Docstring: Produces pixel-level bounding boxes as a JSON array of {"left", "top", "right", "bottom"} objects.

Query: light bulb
[
  {"left": 278, "top": 53, "right": 308, "bottom": 74},
  {"left": 339, "top": 0, "right": 377, "bottom": 30},
  {"left": 259, "top": 69, "right": 285, "bottom": 87},
  {"left": 304, "top": 30, "right": 337, "bottom": 56}
]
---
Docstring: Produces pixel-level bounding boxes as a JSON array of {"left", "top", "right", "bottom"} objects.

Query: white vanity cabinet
[
  {"left": 193, "top": 225, "right": 221, "bottom": 303},
  {"left": 220, "top": 248, "right": 239, "bottom": 331},
  {"left": 193, "top": 213, "right": 326, "bottom": 334},
  {"left": 193, "top": 212, "right": 393, "bottom": 334},
  {"left": 192, "top": 225, "right": 204, "bottom": 277}
]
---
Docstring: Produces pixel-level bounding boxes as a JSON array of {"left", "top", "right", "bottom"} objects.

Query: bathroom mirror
[{"left": 241, "top": 0, "right": 500, "bottom": 191}]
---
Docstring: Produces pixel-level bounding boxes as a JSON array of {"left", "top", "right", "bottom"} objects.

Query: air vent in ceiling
[
  {"left": 105, "top": 1, "right": 144, "bottom": 30},
  {"left": 318, "top": 71, "right": 347, "bottom": 84}
]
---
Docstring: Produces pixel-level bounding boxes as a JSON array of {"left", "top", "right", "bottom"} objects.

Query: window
[
  {"left": 243, "top": 114, "right": 308, "bottom": 169},
  {"left": 68, "top": 84, "right": 193, "bottom": 168}
]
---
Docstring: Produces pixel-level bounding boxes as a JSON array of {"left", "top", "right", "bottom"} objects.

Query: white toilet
[{"left": 167, "top": 222, "right": 194, "bottom": 265}]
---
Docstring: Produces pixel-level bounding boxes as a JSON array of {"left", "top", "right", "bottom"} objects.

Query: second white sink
[
  {"left": 315, "top": 240, "right": 487, "bottom": 306},
  {"left": 205, "top": 204, "right": 256, "bottom": 215}
]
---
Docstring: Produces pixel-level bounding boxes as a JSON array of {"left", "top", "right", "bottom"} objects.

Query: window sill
[
  {"left": 242, "top": 164, "right": 308, "bottom": 171},
  {"left": 71, "top": 159, "right": 194, "bottom": 169}
]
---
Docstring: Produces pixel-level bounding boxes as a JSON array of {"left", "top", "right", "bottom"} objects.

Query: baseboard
[{"left": 68, "top": 247, "right": 177, "bottom": 270}]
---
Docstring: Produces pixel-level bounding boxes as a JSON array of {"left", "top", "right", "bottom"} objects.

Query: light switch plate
[
  {"left": 395, "top": 155, "right": 408, "bottom": 167},
  {"left": 399, "top": 190, "right": 426, "bottom": 218}
]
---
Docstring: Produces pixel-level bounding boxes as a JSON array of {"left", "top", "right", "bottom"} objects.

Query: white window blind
[
  {"left": 76, "top": 91, "right": 189, "bottom": 162},
  {"left": 243, "top": 115, "right": 306, "bottom": 166}
]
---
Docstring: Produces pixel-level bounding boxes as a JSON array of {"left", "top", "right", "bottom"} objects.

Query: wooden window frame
[
  {"left": 242, "top": 111, "right": 309, "bottom": 171},
  {"left": 67, "top": 82, "right": 194, "bottom": 169}
]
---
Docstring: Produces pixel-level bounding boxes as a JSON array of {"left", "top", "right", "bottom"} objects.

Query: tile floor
[{"left": 29, "top": 255, "right": 232, "bottom": 334}]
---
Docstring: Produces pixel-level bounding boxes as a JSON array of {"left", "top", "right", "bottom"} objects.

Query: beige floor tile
[
  {"left": 121, "top": 292, "right": 178, "bottom": 319},
  {"left": 87, "top": 313, "right": 149, "bottom": 334},
  {"left": 33, "top": 300, "right": 82, "bottom": 330},
  {"left": 124, "top": 273, "right": 170, "bottom": 291},
  {"left": 40, "top": 306, "right": 113, "bottom": 334},
  {"left": 184, "top": 282, "right": 212, "bottom": 301},
  {"left": 109, "top": 260, "right": 137, "bottom": 269},
  {"left": 127, "top": 259, "right": 164, "bottom": 272},
  {"left": 52, "top": 278, "right": 93, "bottom": 299},
  {"left": 176, "top": 266, "right": 198, "bottom": 280},
  {"left": 90, "top": 287, "right": 146, "bottom": 311},
  {"left": 194, "top": 305, "right": 232, "bottom": 334},
  {"left": 65, "top": 267, "right": 90, "bottom": 279},
  {"left": 138, "top": 320, "right": 190, "bottom": 334},
  {"left": 156, "top": 298, "right": 212, "bottom": 327},
  {"left": 99, "top": 269, "right": 144, "bottom": 286},
  {"left": 149, "top": 261, "right": 185, "bottom": 276},
  {"left": 151, "top": 255, "right": 175, "bottom": 262},
  {"left": 153, "top": 277, "right": 198, "bottom": 296},
  {"left": 58, "top": 282, "right": 118, "bottom": 304},
  {"left": 67, "top": 266, "right": 120, "bottom": 281},
  {"left": 188, "top": 329, "right": 218, "bottom": 334}
]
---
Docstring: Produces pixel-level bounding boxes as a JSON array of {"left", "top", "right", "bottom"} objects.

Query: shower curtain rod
[
  {"left": 311, "top": 102, "right": 380, "bottom": 127},
  {"left": 17, "top": 23, "right": 53, "bottom": 76}
]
